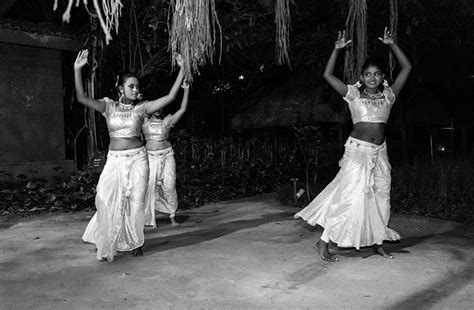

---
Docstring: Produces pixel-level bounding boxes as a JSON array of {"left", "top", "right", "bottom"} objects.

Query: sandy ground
[{"left": 1, "top": 194, "right": 473, "bottom": 310}]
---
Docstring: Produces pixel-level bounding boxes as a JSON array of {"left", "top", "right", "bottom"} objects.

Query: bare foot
[
  {"left": 131, "top": 247, "right": 143, "bottom": 257},
  {"left": 170, "top": 218, "right": 180, "bottom": 227},
  {"left": 315, "top": 239, "right": 338, "bottom": 262},
  {"left": 373, "top": 244, "right": 393, "bottom": 259}
]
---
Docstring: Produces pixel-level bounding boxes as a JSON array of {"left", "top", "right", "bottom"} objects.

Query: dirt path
[{"left": 1, "top": 195, "right": 473, "bottom": 309}]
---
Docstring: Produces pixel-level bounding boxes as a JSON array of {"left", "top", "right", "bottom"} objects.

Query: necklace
[
  {"left": 363, "top": 88, "right": 382, "bottom": 99},
  {"left": 118, "top": 101, "right": 133, "bottom": 111}
]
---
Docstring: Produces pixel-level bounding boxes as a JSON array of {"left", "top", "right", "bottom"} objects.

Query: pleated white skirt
[
  {"left": 82, "top": 146, "right": 149, "bottom": 262},
  {"left": 295, "top": 136, "right": 400, "bottom": 250}
]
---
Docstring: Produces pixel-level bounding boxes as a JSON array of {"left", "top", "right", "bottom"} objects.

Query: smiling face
[
  {"left": 119, "top": 77, "right": 140, "bottom": 102},
  {"left": 361, "top": 65, "right": 384, "bottom": 91}
]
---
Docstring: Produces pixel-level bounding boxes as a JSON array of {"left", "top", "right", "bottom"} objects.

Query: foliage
[
  {"left": 391, "top": 154, "right": 474, "bottom": 224},
  {"left": 3, "top": 133, "right": 474, "bottom": 224},
  {"left": 1, "top": 127, "right": 341, "bottom": 217},
  {"left": 1, "top": 169, "right": 99, "bottom": 217}
]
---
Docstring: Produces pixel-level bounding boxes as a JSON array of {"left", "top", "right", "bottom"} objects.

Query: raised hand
[
  {"left": 378, "top": 27, "right": 395, "bottom": 45},
  {"left": 74, "top": 49, "right": 89, "bottom": 70},
  {"left": 181, "top": 79, "right": 189, "bottom": 89},
  {"left": 175, "top": 54, "right": 185, "bottom": 68},
  {"left": 335, "top": 30, "right": 352, "bottom": 50}
]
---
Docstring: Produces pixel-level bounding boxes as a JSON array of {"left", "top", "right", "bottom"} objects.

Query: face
[
  {"left": 119, "top": 77, "right": 140, "bottom": 101},
  {"left": 361, "top": 65, "right": 384, "bottom": 90}
]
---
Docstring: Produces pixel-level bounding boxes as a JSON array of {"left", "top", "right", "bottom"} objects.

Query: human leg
[
  {"left": 316, "top": 230, "right": 338, "bottom": 262},
  {"left": 160, "top": 152, "right": 179, "bottom": 226}
]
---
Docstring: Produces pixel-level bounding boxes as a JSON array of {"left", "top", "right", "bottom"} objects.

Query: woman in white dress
[
  {"left": 75, "top": 50, "right": 185, "bottom": 262},
  {"left": 295, "top": 28, "right": 412, "bottom": 261},
  {"left": 143, "top": 81, "right": 190, "bottom": 228}
]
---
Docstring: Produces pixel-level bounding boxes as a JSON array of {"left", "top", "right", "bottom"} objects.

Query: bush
[{"left": 391, "top": 155, "right": 474, "bottom": 223}]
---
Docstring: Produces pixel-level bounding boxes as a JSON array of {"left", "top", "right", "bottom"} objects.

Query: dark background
[{"left": 2, "top": 0, "right": 473, "bottom": 165}]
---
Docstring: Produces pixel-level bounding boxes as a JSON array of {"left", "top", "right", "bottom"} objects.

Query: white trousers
[{"left": 144, "top": 147, "right": 178, "bottom": 228}]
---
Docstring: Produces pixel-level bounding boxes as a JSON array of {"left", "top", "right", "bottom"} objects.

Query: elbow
[
  {"left": 76, "top": 94, "right": 87, "bottom": 105},
  {"left": 322, "top": 73, "right": 331, "bottom": 82},
  {"left": 404, "top": 63, "right": 412, "bottom": 74},
  {"left": 167, "top": 93, "right": 177, "bottom": 102}
]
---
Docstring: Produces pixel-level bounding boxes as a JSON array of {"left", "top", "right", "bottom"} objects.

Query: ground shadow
[
  {"left": 143, "top": 211, "right": 295, "bottom": 254},
  {"left": 388, "top": 259, "right": 474, "bottom": 309}
]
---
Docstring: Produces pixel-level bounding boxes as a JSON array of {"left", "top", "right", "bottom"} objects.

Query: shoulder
[
  {"left": 101, "top": 97, "right": 116, "bottom": 116},
  {"left": 383, "top": 87, "right": 396, "bottom": 104},
  {"left": 163, "top": 114, "right": 175, "bottom": 128},
  {"left": 133, "top": 101, "right": 147, "bottom": 117},
  {"left": 343, "top": 85, "right": 360, "bottom": 103}
]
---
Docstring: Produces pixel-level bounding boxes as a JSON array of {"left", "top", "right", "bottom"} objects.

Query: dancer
[
  {"left": 76, "top": 49, "right": 185, "bottom": 262},
  {"left": 143, "top": 80, "right": 190, "bottom": 228},
  {"left": 295, "top": 27, "right": 411, "bottom": 261}
]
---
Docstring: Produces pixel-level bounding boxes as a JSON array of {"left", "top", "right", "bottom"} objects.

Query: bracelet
[{"left": 181, "top": 83, "right": 189, "bottom": 89}]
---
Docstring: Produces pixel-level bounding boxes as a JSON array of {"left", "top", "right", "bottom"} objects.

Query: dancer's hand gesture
[
  {"left": 74, "top": 49, "right": 89, "bottom": 70},
  {"left": 378, "top": 27, "right": 395, "bottom": 45},
  {"left": 334, "top": 30, "right": 352, "bottom": 50},
  {"left": 175, "top": 54, "right": 185, "bottom": 68}
]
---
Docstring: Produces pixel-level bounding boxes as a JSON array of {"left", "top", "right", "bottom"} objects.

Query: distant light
[{"left": 238, "top": 75, "right": 244, "bottom": 80}]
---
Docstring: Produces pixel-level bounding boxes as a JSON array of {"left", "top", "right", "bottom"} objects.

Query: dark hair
[
  {"left": 359, "top": 56, "right": 388, "bottom": 91},
  {"left": 115, "top": 71, "right": 138, "bottom": 94},
  {"left": 361, "top": 56, "right": 386, "bottom": 74}
]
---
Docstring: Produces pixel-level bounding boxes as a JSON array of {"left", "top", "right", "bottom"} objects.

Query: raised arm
[
  {"left": 74, "top": 50, "right": 106, "bottom": 113},
  {"left": 144, "top": 55, "right": 186, "bottom": 115},
  {"left": 378, "top": 27, "right": 412, "bottom": 96},
  {"left": 323, "top": 30, "right": 352, "bottom": 97},
  {"left": 169, "top": 82, "right": 190, "bottom": 125}
]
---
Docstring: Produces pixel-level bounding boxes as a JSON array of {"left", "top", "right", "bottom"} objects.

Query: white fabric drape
[
  {"left": 144, "top": 147, "right": 178, "bottom": 228},
  {"left": 295, "top": 136, "right": 400, "bottom": 250},
  {"left": 82, "top": 147, "right": 149, "bottom": 262}
]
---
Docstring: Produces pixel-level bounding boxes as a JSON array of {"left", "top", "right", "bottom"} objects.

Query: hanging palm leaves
[
  {"left": 54, "top": 0, "right": 123, "bottom": 44},
  {"left": 168, "top": 0, "right": 221, "bottom": 83},
  {"left": 343, "top": 0, "right": 367, "bottom": 83},
  {"left": 275, "top": 0, "right": 291, "bottom": 66}
]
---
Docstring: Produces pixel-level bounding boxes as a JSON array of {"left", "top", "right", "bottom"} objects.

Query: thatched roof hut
[{"left": 231, "top": 69, "right": 349, "bottom": 132}]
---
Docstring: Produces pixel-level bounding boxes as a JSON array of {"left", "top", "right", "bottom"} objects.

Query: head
[
  {"left": 116, "top": 72, "right": 140, "bottom": 102},
  {"left": 151, "top": 109, "right": 163, "bottom": 119},
  {"left": 360, "top": 57, "right": 386, "bottom": 91}
]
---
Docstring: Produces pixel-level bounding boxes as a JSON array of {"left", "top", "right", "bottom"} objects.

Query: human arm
[
  {"left": 73, "top": 50, "right": 106, "bottom": 113},
  {"left": 168, "top": 82, "right": 190, "bottom": 125},
  {"left": 144, "top": 55, "right": 185, "bottom": 115},
  {"left": 378, "top": 27, "right": 412, "bottom": 97},
  {"left": 323, "top": 30, "right": 352, "bottom": 97}
]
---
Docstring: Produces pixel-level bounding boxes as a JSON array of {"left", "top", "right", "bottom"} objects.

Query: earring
[
  {"left": 119, "top": 92, "right": 124, "bottom": 102},
  {"left": 383, "top": 80, "right": 389, "bottom": 88},
  {"left": 354, "top": 81, "right": 362, "bottom": 88}
]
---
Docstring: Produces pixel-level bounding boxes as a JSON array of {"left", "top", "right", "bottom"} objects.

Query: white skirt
[
  {"left": 82, "top": 146, "right": 149, "bottom": 262},
  {"left": 144, "top": 147, "right": 178, "bottom": 228},
  {"left": 295, "top": 136, "right": 400, "bottom": 250}
]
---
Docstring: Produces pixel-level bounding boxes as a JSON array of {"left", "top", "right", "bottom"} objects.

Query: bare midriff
[
  {"left": 109, "top": 137, "right": 144, "bottom": 151},
  {"left": 145, "top": 139, "right": 172, "bottom": 151},
  {"left": 350, "top": 122, "right": 386, "bottom": 145}
]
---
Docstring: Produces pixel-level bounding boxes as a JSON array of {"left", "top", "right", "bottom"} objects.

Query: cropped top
[
  {"left": 142, "top": 115, "right": 175, "bottom": 142},
  {"left": 101, "top": 97, "right": 147, "bottom": 138},
  {"left": 343, "top": 85, "right": 396, "bottom": 124}
]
